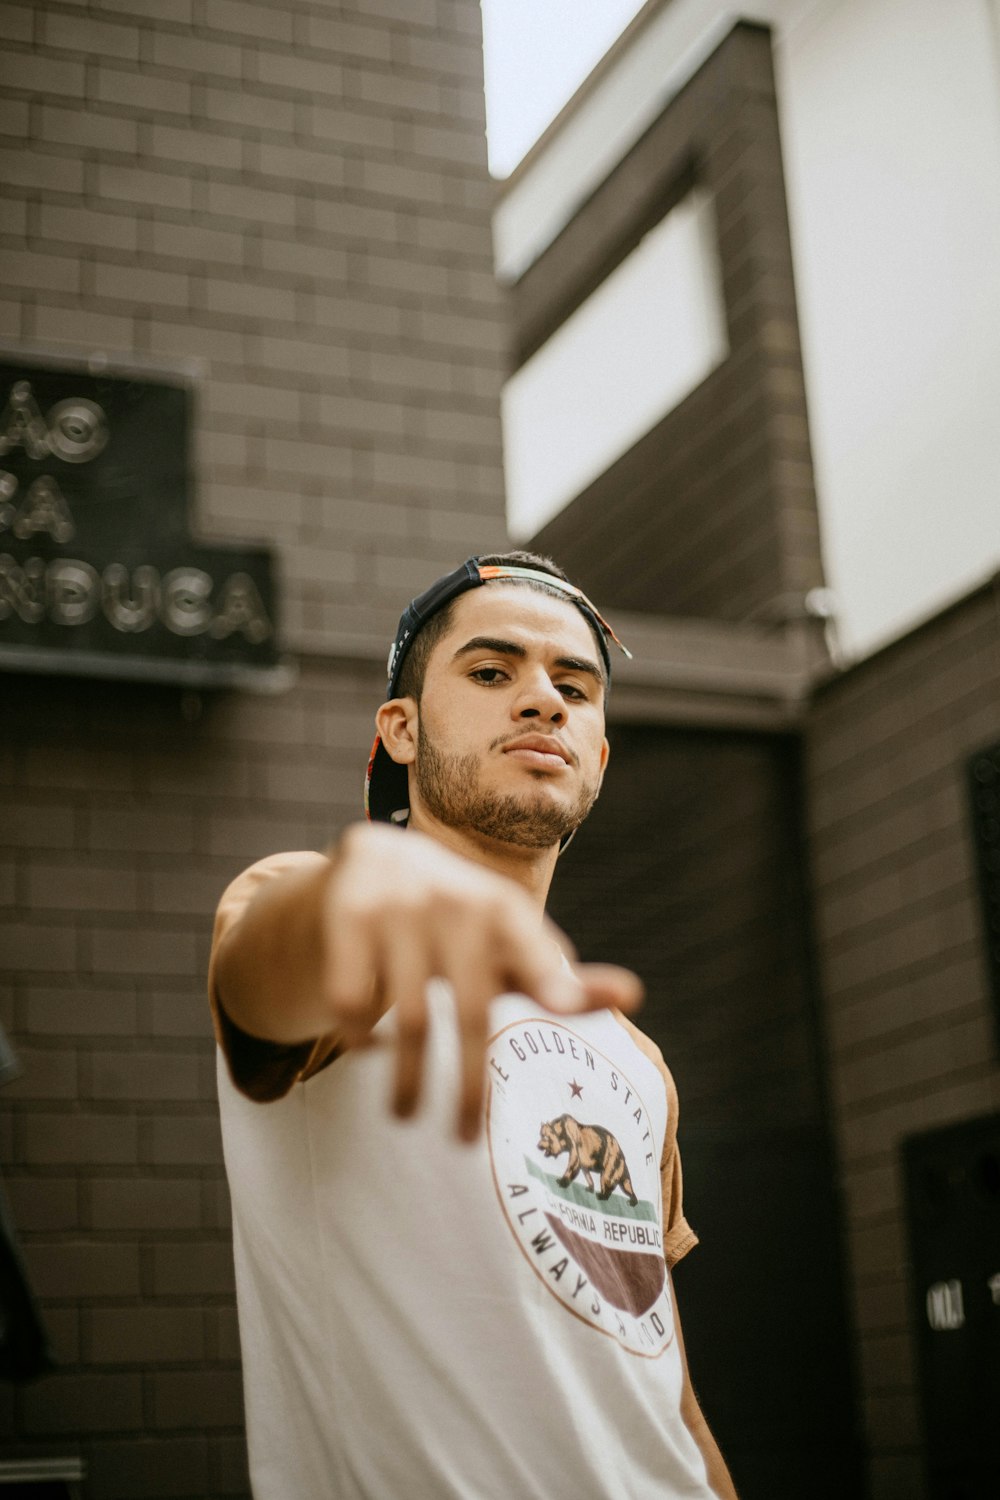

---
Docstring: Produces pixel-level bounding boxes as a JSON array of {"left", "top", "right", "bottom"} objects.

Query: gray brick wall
[
  {"left": 805, "top": 582, "right": 1000, "bottom": 1500},
  {"left": 1, "top": 1, "right": 506, "bottom": 1491},
  {"left": 0, "top": 0, "right": 507, "bottom": 648}
]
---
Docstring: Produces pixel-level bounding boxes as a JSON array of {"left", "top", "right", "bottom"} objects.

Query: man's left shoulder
[{"left": 610, "top": 1009, "right": 667, "bottom": 1075}]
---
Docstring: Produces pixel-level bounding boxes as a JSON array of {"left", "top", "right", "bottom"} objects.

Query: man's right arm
[{"left": 210, "top": 849, "right": 337, "bottom": 1047}]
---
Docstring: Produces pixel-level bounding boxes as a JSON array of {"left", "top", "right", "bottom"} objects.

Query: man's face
[{"left": 407, "top": 585, "right": 610, "bottom": 849}]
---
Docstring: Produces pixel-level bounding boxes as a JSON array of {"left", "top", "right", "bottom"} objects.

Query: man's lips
[{"left": 501, "top": 735, "right": 573, "bottom": 770}]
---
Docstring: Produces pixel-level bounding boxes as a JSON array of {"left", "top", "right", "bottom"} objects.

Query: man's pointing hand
[{"left": 324, "top": 823, "right": 642, "bottom": 1140}]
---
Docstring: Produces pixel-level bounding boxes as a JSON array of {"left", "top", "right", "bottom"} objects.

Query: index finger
[
  {"left": 501, "top": 922, "right": 642, "bottom": 1017},
  {"left": 570, "top": 961, "right": 644, "bottom": 1014}
]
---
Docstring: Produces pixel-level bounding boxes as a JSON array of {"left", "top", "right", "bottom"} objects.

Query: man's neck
[{"left": 406, "top": 806, "right": 559, "bottom": 912}]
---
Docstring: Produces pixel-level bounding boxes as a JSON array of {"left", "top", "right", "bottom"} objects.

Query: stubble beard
[{"left": 414, "top": 724, "right": 600, "bottom": 849}]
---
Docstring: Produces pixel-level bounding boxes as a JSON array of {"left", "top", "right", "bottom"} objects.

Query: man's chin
[
  {"left": 469, "top": 787, "right": 589, "bottom": 849},
  {"left": 413, "top": 734, "right": 595, "bottom": 848}
]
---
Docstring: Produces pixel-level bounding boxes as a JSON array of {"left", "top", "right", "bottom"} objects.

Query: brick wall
[
  {"left": 805, "top": 581, "right": 1000, "bottom": 1500},
  {"left": 0, "top": 1, "right": 506, "bottom": 1492},
  {"left": 512, "top": 23, "right": 824, "bottom": 627}
]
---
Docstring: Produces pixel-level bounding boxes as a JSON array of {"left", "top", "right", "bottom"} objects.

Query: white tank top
[{"left": 217, "top": 984, "right": 712, "bottom": 1500}]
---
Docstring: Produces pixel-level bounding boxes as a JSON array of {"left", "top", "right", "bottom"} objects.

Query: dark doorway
[
  {"left": 903, "top": 1113, "right": 1000, "bottom": 1500},
  {"left": 549, "top": 724, "right": 865, "bottom": 1499}
]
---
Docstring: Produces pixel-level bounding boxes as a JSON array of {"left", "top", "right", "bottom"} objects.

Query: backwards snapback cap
[{"left": 364, "top": 557, "right": 630, "bottom": 825}]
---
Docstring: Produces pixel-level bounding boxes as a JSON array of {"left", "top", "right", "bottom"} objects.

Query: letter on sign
[
  {"left": 162, "top": 568, "right": 213, "bottom": 636},
  {"left": 45, "top": 398, "right": 108, "bottom": 464},
  {"left": 47, "top": 560, "right": 99, "bottom": 627}
]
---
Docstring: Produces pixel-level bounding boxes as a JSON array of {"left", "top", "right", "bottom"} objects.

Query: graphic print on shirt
[{"left": 487, "top": 1018, "right": 675, "bottom": 1357}]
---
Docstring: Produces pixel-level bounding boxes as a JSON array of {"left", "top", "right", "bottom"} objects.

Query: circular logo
[{"left": 487, "top": 1017, "right": 675, "bottom": 1357}]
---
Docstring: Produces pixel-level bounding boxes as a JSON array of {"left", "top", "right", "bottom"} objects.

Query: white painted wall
[
  {"left": 502, "top": 190, "right": 728, "bottom": 541},
  {"left": 494, "top": 0, "right": 1000, "bottom": 659},
  {"left": 777, "top": 0, "right": 1000, "bottom": 655}
]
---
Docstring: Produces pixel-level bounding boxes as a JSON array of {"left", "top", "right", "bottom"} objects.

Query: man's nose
[{"left": 513, "top": 670, "right": 565, "bottom": 722}]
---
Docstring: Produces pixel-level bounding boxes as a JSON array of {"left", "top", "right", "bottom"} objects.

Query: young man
[{"left": 210, "top": 552, "right": 738, "bottom": 1500}]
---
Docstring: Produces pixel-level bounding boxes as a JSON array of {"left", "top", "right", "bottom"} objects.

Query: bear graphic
[{"left": 537, "top": 1114, "right": 638, "bottom": 1206}]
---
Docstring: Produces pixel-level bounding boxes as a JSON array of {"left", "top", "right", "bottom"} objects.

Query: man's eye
[
  {"left": 470, "top": 667, "right": 507, "bottom": 685},
  {"left": 558, "top": 683, "right": 586, "bottom": 700}
]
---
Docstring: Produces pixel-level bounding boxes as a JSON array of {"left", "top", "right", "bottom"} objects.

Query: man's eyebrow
[
  {"left": 452, "top": 637, "right": 605, "bottom": 684},
  {"left": 553, "top": 655, "right": 604, "bottom": 684},
  {"left": 452, "top": 635, "right": 526, "bottom": 661}
]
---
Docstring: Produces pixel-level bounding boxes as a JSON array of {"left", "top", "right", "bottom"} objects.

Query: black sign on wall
[
  {"left": 0, "top": 354, "right": 287, "bottom": 688},
  {"left": 969, "top": 743, "right": 1000, "bottom": 1052}
]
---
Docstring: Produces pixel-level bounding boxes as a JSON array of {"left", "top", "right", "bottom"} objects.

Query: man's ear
[
  {"left": 376, "top": 697, "right": 418, "bottom": 767},
  {"left": 595, "top": 736, "right": 610, "bottom": 798}
]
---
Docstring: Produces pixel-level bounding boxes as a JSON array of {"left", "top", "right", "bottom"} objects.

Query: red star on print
[{"left": 569, "top": 1079, "right": 583, "bottom": 1099}]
